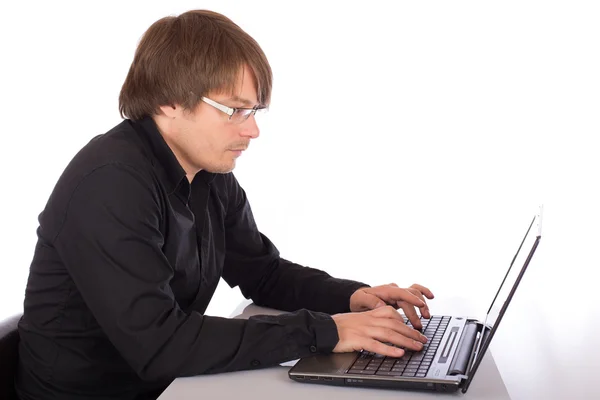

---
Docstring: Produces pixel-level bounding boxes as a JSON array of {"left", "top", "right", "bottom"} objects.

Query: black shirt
[{"left": 15, "top": 117, "right": 369, "bottom": 400}]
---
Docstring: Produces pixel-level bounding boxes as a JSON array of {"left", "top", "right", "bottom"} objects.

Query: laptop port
[
  {"left": 323, "top": 377, "right": 333, "bottom": 381},
  {"left": 308, "top": 376, "right": 319, "bottom": 381},
  {"left": 295, "top": 375, "right": 305, "bottom": 380}
]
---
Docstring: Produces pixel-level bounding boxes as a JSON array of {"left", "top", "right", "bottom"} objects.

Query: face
[{"left": 154, "top": 65, "right": 261, "bottom": 178}]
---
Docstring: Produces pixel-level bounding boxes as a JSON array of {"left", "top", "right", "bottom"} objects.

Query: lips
[{"left": 229, "top": 143, "right": 250, "bottom": 152}]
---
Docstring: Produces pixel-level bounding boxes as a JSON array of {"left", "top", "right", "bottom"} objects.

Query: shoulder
[
  {"left": 68, "top": 120, "right": 155, "bottom": 179},
  {"left": 38, "top": 121, "right": 161, "bottom": 241}
]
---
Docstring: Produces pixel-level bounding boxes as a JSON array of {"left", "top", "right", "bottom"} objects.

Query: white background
[{"left": 1, "top": 1, "right": 599, "bottom": 399}]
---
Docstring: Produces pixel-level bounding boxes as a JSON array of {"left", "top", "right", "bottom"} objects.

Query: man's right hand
[{"left": 331, "top": 306, "right": 428, "bottom": 357}]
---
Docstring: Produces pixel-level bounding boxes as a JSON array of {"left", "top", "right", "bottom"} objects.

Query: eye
[
  {"left": 230, "top": 108, "right": 255, "bottom": 123},
  {"left": 234, "top": 108, "right": 252, "bottom": 116}
]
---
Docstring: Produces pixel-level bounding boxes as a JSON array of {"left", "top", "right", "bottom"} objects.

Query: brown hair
[{"left": 119, "top": 10, "right": 272, "bottom": 120}]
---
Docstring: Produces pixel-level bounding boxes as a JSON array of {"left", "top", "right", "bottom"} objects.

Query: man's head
[{"left": 119, "top": 10, "right": 272, "bottom": 176}]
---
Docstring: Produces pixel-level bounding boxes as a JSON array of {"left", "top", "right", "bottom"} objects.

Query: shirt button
[
  {"left": 251, "top": 360, "right": 260, "bottom": 367},
  {"left": 310, "top": 345, "right": 317, "bottom": 353}
]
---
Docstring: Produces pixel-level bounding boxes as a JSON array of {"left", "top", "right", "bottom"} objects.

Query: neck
[{"left": 152, "top": 115, "right": 201, "bottom": 183}]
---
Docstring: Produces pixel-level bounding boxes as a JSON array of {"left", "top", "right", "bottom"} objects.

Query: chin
[{"left": 206, "top": 161, "right": 236, "bottom": 174}]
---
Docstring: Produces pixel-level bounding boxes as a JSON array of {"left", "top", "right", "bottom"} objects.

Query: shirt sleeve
[
  {"left": 51, "top": 163, "right": 339, "bottom": 382},
  {"left": 221, "top": 173, "right": 370, "bottom": 315}
]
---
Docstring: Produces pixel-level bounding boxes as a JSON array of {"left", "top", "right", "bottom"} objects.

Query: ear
[{"left": 158, "top": 104, "right": 182, "bottom": 119}]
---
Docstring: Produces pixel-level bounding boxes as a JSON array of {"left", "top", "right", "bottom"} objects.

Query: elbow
[
  {"left": 135, "top": 362, "right": 178, "bottom": 383},
  {"left": 129, "top": 351, "right": 184, "bottom": 382}
]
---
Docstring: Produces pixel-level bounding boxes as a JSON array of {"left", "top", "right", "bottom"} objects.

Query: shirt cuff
[
  {"left": 328, "top": 281, "right": 371, "bottom": 314},
  {"left": 309, "top": 312, "right": 340, "bottom": 353}
]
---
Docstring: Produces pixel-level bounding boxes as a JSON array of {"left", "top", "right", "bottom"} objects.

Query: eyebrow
[{"left": 225, "top": 95, "right": 257, "bottom": 107}]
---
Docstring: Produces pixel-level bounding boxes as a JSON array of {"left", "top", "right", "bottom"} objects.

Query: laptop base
[{"left": 290, "top": 374, "right": 461, "bottom": 393}]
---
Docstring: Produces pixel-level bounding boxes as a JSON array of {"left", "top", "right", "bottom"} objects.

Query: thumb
[{"left": 363, "top": 293, "right": 386, "bottom": 310}]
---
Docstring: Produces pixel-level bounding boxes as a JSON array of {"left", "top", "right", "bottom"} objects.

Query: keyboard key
[
  {"left": 349, "top": 369, "right": 376, "bottom": 375},
  {"left": 376, "top": 371, "right": 403, "bottom": 376},
  {"left": 416, "top": 373, "right": 427, "bottom": 377}
]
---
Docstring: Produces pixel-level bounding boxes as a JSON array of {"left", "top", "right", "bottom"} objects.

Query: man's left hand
[{"left": 349, "top": 283, "right": 434, "bottom": 329}]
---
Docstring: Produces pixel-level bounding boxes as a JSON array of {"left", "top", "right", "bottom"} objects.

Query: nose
[{"left": 239, "top": 115, "right": 260, "bottom": 139}]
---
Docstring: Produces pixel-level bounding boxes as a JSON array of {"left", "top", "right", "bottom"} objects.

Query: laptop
[{"left": 288, "top": 205, "right": 543, "bottom": 393}]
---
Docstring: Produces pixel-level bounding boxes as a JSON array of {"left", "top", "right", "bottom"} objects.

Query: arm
[
  {"left": 52, "top": 164, "right": 338, "bottom": 381},
  {"left": 221, "top": 173, "right": 369, "bottom": 314}
]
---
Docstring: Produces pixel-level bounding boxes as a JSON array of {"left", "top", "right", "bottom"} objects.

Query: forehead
[{"left": 214, "top": 66, "right": 259, "bottom": 106}]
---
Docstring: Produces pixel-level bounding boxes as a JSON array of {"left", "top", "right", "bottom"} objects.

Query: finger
[
  {"left": 361, "top": 339, "right": 406, "bottom": 358},
  {"left": 409, "top": 289, "right": 431, "bottom": 319},
  {"left": 399, "top": 302, "right": 423, "bottom": 330},
  {"left": 377, "top": 287, "right": 426, "bottom": 308},
  {"left": 367, "top": 326, "right": 425, "bottom": 352},
  {"left": 371, "top": 305, "right": 405, "bottom": 321},
  {"left": 373, "top": 315, "right": 428, "bottom": 344},
  {"left": 410, "top": 283, "right": 435, "bottom": 299},
  {"left": 367, "top": 308, "right": 427, "bottom": 343},
  {"left": 358, "top": 292, "right": 386, "bottom": 311}
]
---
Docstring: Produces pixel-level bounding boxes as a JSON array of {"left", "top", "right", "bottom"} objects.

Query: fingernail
[
  {"left": 420, "top": 335, "right": 428, "bottom": 343},
  {"left": 414, "top": 340, "right": 423, "bottom": 349},
  {"left": 395, "top": 348, "right": 404, "bottom": 356},
  {"left": 376, "top": 302, "right": 386, "bottom": 308}
]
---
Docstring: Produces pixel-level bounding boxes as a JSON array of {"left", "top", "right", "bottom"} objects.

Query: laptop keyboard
[{"left": 346, "top": 315, "right": 451, "bottom": 378}]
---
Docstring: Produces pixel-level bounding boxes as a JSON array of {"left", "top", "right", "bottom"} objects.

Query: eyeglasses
[{"left": 201, "top": 96, "right": 267, "bottom": 124}]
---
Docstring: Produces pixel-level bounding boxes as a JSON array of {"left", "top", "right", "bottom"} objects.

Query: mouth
[{"left": 229, "top": 149, "right": 245, "bottom": 157}]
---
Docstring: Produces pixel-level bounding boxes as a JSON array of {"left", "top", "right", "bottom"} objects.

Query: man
[{"left": 15, "top": 9, "right": 434, "bottom": 400}]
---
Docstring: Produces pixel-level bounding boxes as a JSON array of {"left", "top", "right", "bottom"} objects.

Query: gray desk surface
[{"left": 159, "top": 301, "right": 511, "bottom": 400}]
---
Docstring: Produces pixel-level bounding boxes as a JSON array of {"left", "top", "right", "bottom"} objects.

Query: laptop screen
[
  {"left": 462, "top": 205, "right": 543, "bottom": 392},
  {"left": 483, "top": 206, "right": 543, "bottom": 335}
]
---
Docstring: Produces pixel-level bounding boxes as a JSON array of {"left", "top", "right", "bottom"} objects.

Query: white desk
[{"left": 159, "top": 300, "right": 512, "bottom": 400}]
